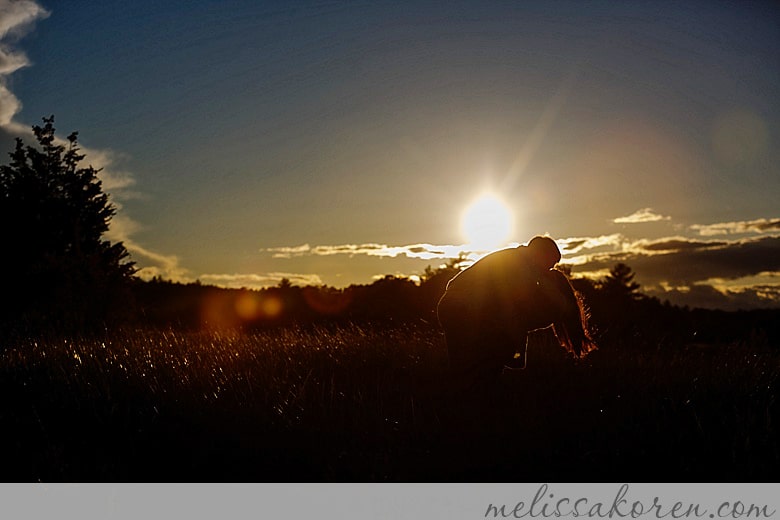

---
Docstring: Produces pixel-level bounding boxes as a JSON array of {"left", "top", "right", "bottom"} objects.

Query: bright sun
[{"left": 460, "top": 192, "right": 515, "bottom": 250}]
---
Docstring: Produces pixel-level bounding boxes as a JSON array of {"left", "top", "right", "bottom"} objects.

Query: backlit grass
[{"left": 1, "top": 323, "right": 777, "bottom": 481}]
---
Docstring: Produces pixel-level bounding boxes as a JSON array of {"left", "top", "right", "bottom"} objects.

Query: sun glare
[{"left": 460, "top": 193, "right": 514, "bottom": 250}]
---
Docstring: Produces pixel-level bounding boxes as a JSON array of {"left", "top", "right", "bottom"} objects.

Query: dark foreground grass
[{"left": 1, "top": 323, "right": 777, "bottom": 481}]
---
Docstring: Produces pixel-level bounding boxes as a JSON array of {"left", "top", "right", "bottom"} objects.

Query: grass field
[{"left": 1, "top": 322, "right": 777, "bottom": 481}]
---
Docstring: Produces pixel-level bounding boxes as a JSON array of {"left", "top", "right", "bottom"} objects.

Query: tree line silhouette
[
  {"left": 131, "top": 263, "right": 779, "bottom": 349},
  {"left": 2, "top": 118, "right": 778, "bottom": 348}
]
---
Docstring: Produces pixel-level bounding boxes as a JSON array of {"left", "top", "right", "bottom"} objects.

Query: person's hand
[{"left": 503, "top": 352, "right": 526, "bottom": 370}]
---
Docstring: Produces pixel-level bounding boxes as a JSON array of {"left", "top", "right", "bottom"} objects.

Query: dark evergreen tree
[
  {"left": 0, "top": 116, "right": 135, "bottom": 331},
  {"left": 602, "top": 262, "right": 641, "bottom": 300}
]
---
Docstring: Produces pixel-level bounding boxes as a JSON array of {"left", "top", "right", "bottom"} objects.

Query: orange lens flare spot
[
  {"left": 234, "top": 293, "right": 260, "bottom": 320},
  {"left": 261, "top": 296, "right": 283, "bottom": 318}
]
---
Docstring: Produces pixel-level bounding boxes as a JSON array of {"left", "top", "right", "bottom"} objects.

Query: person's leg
[{"left": 439, "top": 298, "right": 521, "bottom": 392}]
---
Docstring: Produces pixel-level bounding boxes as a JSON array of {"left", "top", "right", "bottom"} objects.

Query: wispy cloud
[
  {"left": 612, "top": 208, "right": 671, "bottom": 224},
  {"left": 104, "top": 214, "right": 191, "bottom": 282},
  {"left": 199, "top": 272, "right": 323, "bottom": 290},
  {"left": 691, "top": 218, "right": 780, "bottom": 236},
  {"left": 79, "top": 147, "right": 141, "bottom": 200},
  {"left": 266, "top": 244, "right": 312, "bottom": 258},
  {"left": 0, "top": 0, "right": 49, "bottom": 127},
  {"left": 266, "top": 237, "right": 636, "bottom": 262},
  {"left": 262, "top": 234, "right": 645, "bottom": 267},
  {"left": 0, "top": 0, "right": 134, "bottom": 199},
  {"left": 264, "top": 242, "right": 480, "bottom": 261},
  {"left": 557, "top": 234, "right": 624, "bottom": 254},
  {"left": 0, "top": 0, "right": 47, "bottom": 39}
]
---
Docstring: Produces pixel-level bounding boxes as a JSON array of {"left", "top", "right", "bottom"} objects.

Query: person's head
[{"left": 526, "top": 235, "right": 561, "bottom": 269}]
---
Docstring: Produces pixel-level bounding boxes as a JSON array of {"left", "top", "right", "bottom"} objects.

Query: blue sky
[{"left": 1, "top": 0, "right": 779, "bottom": 309}]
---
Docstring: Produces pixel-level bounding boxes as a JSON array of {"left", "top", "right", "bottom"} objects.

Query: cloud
[
  {"left": 190, "top": 234, "right": 780, "bottom": 307},
  {"left": 0, "top": 0, "right": 47, "bottom": 38},
  {"left": 691, "top": 218, "right": 780, "bottom": 236},
  {"left": 0, "top": 0, "right": 49, "bottom": 126},
  {"left": 104, "top": 213, "right": 191, "bottom": 282},
  {"left": 0, "top": 0, "right": 136, "bottom": 200},
  {"left": 265, "top": 244, "right": 312, "bottom": 258},
  {"left": 313, "top": 244, "right": 388, "bottom": 257},
  {"left": 264, "top": 242, "right": 478, "bottom": 261},
  {"left": 265, "top": 237, "right": 634, "bottom": 263},
  {"left": 563, "top": 234, "right": 780, "bottom": 309},
  {"left": 557, "top": 234, "right": 625, "bottom": 254},
  {"left": 632, "top": 237, "right": 728, "bottom": 252},
  {"left": 583, "top": 235, "right": 780, "bottom": 283},
  {"left": 612, "top": 208, "right": 671, "bottom": 224},
  {"left": 0, "top": 1, "right": 136, "bottom": 201},
  {"left": 570, "top": 235, "right": 780, "bottom": 306},
  {"left": 199, "top": 272, "right": 323, "bottom": 290}
]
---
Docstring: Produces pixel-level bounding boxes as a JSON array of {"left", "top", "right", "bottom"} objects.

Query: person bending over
[{"left": 437, "top": 235, "right": 594, "bottom": 390}]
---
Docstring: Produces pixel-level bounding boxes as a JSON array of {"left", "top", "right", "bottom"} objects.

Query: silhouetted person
[{"left": 437, "top": 236, "right": 594, "bottom": 392}]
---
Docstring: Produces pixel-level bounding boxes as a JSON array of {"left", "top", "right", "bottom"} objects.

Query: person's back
[
  {"left": 437, "top": 236, "right": 571, "bottom": 390},
  {"left": 442, "top": 246, "right": 539, "bottom": 316}
]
